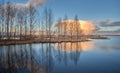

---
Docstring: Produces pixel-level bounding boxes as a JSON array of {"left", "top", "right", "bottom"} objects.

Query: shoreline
[
  {"left": 0, "top": 39, "right": 90, "bottom": 46},
  {"left": 0, "top": 36, "right": 109, "bottom": 46}
]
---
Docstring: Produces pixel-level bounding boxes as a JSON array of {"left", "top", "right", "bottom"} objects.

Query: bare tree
[
  {"left": 17, "top": 10, "right": 25, "bottom": 40},
  {"left": 44, "top": 8, "right": 53, "bottom": 40},
  {"left": 29, "top": 5, "right": 36, "bottom": 39},
  {"left": 70, "top": 22, "right": 73, "bottom": 40},
  {"left": 57, "top": 18, "right": 62, "bottom": 40},
  {"left": 5, "top": 2, "right": 11, "bottom": 40},
  {"left": 63, "top": 15, "right": 68, "bottom": 39},
  {"left": 44, "top": 8, "right": 48, "bottom": 39},
  {"left": 0, "top": 5, "right": 2, "bottom": 40},
  {"left": 48, "top": 9, "right": 53, "bottom": 41},
  {"left": 24, "top": 14, "right": 27, "bottom": 40},
  {"left": 74, "top": 15, "right": 79, "bottom": 40}
]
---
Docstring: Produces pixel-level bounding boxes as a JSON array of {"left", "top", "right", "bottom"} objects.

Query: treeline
[
  {"left": 0, "top": 1, "right": 54, "bottom": 40},
  {"left": 0, "top": 0, "right": 81, "bottom": 41},
  {"left": 0, "top": 1, "right": 36, "bottom": 40}
]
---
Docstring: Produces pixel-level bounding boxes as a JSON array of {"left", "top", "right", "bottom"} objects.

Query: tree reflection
[
  {"left": 0, "top": 44, "right": 47, "bottom": 73},
  {"left": 55, "top": 41, "right": 94, "bottom": 65},
  {"left": 0, "top": 42, "right": 94, "bottom": 73},
  {"left": 55, "top": 41, "right": 94, "bottom": 52}
]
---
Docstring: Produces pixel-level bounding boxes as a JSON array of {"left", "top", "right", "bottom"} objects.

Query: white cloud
[{"left": 2, "top": 0, "right": 46, "bottom": 9}]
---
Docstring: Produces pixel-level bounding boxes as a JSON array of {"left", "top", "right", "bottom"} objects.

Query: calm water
[{"left": 0, "top": 36, "right": 120, "bottom": 73}]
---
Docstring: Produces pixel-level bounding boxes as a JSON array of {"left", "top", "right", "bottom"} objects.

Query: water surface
[{"left": 0, "top": 36, "right": 120, "bottom": 73}]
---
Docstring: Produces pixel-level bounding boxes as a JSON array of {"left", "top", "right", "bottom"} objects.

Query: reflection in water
[
  {"left": 0, "top": 44, "right": 47, "bottom": 73},
  {"left": 0, "top": 42, "right": 93, "bottom": 73},
  {"left": 1, "top": 37, "right": 120, "bottom": 73},
  {"left": 54, "top": 41, "right": 94, "bottom": 65},
  {"left": 54, "top": 41, "right": 94, "bottom": 52}
]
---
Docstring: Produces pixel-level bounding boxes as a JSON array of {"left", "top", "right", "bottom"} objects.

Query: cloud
[
  {"left": 28, "top": 0, "right": 46, "bottom": 7},
  {"left": 0, "top": 0, "right": 46, "bottom": 18},
  {"left": 2, "top": 0, "right": 46, "bottom": 9},
  {"left": 94, "top": 19, "right": 120, "bottom": 27},
  {"left": 105, "top": 21, "right": 120, "bottom": 27},
  {"left": 93, "top": 18, "right": 112, "bottom": 26},
  {"left": 55, "top": 20, "right": 96, "bottom": 35},
  {"left": 93, "top": 19, "right": 120, "bottom": 34}
]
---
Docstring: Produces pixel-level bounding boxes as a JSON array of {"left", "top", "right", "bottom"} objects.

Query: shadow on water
[{"left": 0, "top": 42, "right": 93, "bottom": 73}]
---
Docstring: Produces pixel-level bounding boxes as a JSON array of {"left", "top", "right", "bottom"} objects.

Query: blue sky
[
  {"left": 44, "top": 0, "right": 120, "bottom": 20},
  {"left": 1, "top": 0, "right": 120, "bottom": 20}
]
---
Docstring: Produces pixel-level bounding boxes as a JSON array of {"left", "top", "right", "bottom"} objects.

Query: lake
[{"left": 0, "top": 36, "right": 120, "bottom": 73}]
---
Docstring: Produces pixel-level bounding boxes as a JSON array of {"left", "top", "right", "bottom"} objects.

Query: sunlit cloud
[{"left": 55, "top": 20, "right": 96, "bottom": 35}]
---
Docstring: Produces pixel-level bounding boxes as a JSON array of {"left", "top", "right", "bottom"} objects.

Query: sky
[
  {"left": 45, "top": 0, "right": 120, "bottom": 20},
  {"left": 45, "top": 0, "right": 120, "bottom": 34},
  {"left": 0, "top": 0, "right": 120, "bottom": 34},
  {"left": 1, "top": 0, "right": 120, "bottom": 20}
]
